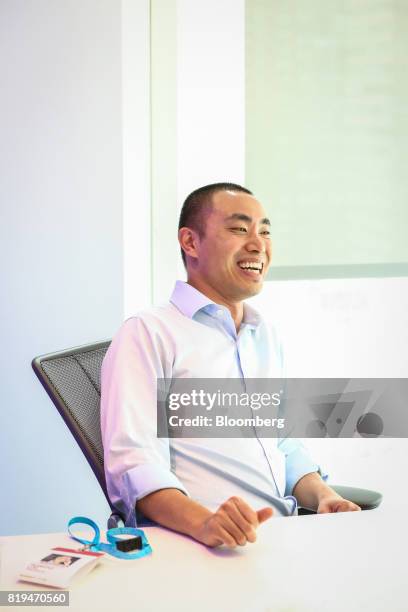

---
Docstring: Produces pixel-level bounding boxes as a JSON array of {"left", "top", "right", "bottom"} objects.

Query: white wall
[
  {"left": 177, "top": 0, "right": 245, "bottom": 199},
  {"left": 122, "top": 0, "right": 152, "bottom": 317},
  {"left": 0, "top": 0, "right": 124, "bottom": 535},
  {"left": 252, "top": 277, "right": 408, "bottom": 379}
]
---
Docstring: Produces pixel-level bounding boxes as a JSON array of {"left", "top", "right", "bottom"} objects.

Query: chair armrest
[
  {"left": 298, "top": 484, "right": 383, "bottom": 514},
  {"left": 330, "top": 485, "right": 383, "bottom": 510}
]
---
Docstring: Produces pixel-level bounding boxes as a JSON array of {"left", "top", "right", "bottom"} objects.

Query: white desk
[{"left": 0, "top": 510, "right": 406, "bottom": 612}]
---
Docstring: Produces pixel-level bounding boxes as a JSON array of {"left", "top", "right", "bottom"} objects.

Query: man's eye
[
  {"left": 232, "top": 227, "right": 247, "bottom": 233},
  {"left": 261, "top": 230, "right": 271, "bottom": 236}
]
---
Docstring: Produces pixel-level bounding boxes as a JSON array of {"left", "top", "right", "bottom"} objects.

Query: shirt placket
[{"left": 234, "top": 326, "right": 283, "bottom": 498}]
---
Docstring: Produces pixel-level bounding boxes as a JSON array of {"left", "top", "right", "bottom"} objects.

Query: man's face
[{"left": 191, "top": 190, "right": 272, "bottom": 302}]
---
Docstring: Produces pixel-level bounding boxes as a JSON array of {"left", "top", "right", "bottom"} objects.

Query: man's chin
[{"left": 236, "top": 279, "right": 264, "bottom": 300}]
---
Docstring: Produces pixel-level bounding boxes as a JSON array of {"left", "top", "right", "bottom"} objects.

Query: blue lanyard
[{"left": 68, "top": 516, "right": 152, "bottom": 560}]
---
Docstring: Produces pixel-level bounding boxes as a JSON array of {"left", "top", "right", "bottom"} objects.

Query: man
[{"left": 101, "top": 183, "right": 360, "bottom": 549}]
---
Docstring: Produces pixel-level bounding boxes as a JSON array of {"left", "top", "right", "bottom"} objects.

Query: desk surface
[{"left": 0, "top": 510, "right": 406, "bottom": 612}]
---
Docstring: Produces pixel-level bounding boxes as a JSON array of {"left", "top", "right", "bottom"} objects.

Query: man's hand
[
  {"left": 137, "top": 489, "right": 273, "bottom": 548},
  {"left": 317, "top": 495, "right": 361, "bottom": 514},
  {"left": 193, "top": 496, "right": 273, "bottom": 548},
  {"left": 293, "top": 472, "right": 362, "bottom": 514}
]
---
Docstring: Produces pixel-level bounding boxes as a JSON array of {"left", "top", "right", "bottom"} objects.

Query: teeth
[
  {"left": 238, "top": 261, "right": 262, "bottom": 271},
  {"left": 238, "top": 262, "right": 262, "bottom": 271}
]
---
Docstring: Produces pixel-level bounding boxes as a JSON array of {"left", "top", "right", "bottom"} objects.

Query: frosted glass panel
[{"left": 246, "top": 0, "right": 408, "bottom": 278}]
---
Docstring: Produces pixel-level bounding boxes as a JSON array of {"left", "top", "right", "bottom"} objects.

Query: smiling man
[
  {"left": 101, "top": 182, "right": 360, "bottom": 549},
  {"left": 178, "top": 187, "right": 271, "bottom": 330}
]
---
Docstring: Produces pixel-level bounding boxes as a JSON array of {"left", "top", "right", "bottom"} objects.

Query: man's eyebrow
[{"left": 224, "top": 213, "right": 271, "bottom": 226}]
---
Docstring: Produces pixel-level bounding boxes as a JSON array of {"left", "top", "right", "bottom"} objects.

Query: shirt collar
[
  {"left": 170, "top": 280, "right": 262, "bottom": 329},
  {"left": 170, "top": 280, "right": 214, "bottom": 319}
]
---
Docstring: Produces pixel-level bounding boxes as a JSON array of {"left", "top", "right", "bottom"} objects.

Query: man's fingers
[
  {"left": 216, "top": 525, "right": 240, "bottom": 548},
  {"left": 208, "top": 498, "right": 274, "bottom": 548},
  {"left": 232, "top": 497, "right": 259, "bottom": 526},
  {"left": 336, "top": 501, "right": 349, "bottom": 512},
  {"left": 218, "top": 510, "right": 250, "bottom": 546},
  {"left": 336, "top": 500, "right": 362, "bottom": 512},
  {"left": 257, "top": 507, "right": 274, "bottom": 524},
  {"left": 318, "top": 498, "right": 363, "bottom": 513},
  {"left": 220, "top": 499, "right": 257, "bottom": 542}
]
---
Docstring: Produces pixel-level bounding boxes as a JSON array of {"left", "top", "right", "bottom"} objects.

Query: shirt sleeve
[
  {"left": 100, "top": 316, "right": 189, "bottom": 527},
  {"left": 278, "top": 438, "right": 329, "bottom": 497}
]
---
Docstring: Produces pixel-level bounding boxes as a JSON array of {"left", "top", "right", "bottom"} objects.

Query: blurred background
[{"left": 1, "top": 0, "right": 407, "bottom": 536}]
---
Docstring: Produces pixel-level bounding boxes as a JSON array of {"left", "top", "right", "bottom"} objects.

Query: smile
[{"left": 237, "top": 261, "right": 264, "bottom": 277}]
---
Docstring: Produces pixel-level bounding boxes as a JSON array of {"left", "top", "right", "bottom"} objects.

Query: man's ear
[{"left": 178, "top": 227, "right": 200, "bottom": 261}]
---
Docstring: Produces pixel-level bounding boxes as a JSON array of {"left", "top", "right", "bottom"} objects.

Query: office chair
[
  {"left": 32, "top": 340, "right": 123, "bottom": 529},
  {"left": 32, "top": 341, "right": 382, "bottom": 527}
]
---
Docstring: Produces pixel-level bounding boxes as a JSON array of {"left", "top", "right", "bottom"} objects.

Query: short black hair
[{"left": 178, "top": 182, "right": 253, "bottom": 267}]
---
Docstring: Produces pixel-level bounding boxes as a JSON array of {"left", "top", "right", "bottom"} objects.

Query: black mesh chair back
[{"left": 32, "top": 341, "right": 112, "bottom": 510}]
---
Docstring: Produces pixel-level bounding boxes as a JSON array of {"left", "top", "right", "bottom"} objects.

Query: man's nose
[{"left": 245, "top": 232, "right": 265, "bottom": 252}]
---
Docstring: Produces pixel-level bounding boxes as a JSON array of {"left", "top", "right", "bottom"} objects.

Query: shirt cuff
[
  {"left": 284, "top": 446, "right": 328, "bottom": 497},
  {"left": 121, "top": 462, "right": 189, "bottom": 527}
]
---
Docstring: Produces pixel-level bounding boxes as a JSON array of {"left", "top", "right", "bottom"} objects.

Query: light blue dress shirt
[{"left": 101, "top": 281, "right": 327, "bottom": 526}]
